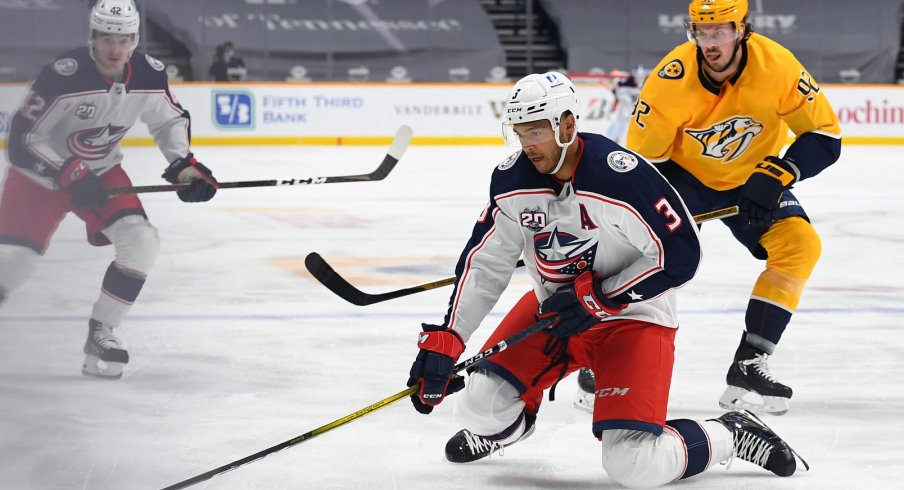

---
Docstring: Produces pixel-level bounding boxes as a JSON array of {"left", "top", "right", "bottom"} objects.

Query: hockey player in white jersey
[
  {"left": 406, "top": 72, "right": 806, "bottom": 486},
  {"left": 0, "top": 0, "right": 218, "bottom": 379},
  {"left": 603, "top": 65, "right": 647, "bottom": 145}
]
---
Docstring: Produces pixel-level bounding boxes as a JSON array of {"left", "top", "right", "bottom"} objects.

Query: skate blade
[
  {"left": 741, "top": 410, "right": 810, "bottom": 473},
  {"left": 82, "top": 355, "right": 124, "bottom": 379},
  {"left": 574, "top": 389, "right": 594, "bottom": 413},
  {"left": 719, "top": 386, "right": 789, "bottom": 416}
]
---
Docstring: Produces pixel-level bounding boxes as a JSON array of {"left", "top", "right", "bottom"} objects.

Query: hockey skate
[
  {"left": 82, "top": 320, "right": 130, "bottom": 379},
  {"left": 445, "top": 413, "right": 536, "bottom": 463},
  {"left": 712, "top": 410, "right": 808, "bottom": 477},
  {"left": 719, "top": 353, "right": 792, "bottom": 415},
  {"left": 574, "top": 368, "right": 595, "bottom": 413}
]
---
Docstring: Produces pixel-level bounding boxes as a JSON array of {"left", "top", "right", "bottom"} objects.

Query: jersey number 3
[{"left": 654, "top": 197, "right": 682, "bottom": 232}]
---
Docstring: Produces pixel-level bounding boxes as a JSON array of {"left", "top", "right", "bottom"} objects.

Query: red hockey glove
[
  {"left": 59, "top": 157, "right": 108, "bottom": 210},
  {"left": 738, "top": 156, "right": 797, "bottom": 229},
  {"left": 162, "top": 153, "right": 218, "bottom": 202},
  {"left": 537, "top": 270, "right": 626, "bottom": 338},
  {"left": 407, "top": 323, "right": 466, "bottom": 414}
]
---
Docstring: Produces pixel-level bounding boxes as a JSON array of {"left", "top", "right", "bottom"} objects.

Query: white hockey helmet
[
  {"left": 503, "top": 71, "right": 580, "bottom": 174},
  {"left": 89, "top": 0, "right": 141, "bottom": 56}
]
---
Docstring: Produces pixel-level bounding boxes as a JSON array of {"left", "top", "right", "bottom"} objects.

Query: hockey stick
[
  {"left": 109, "top": 125, "right": 413, "bottom": 195},
  {"left": 303, "top": 253, "right": 527, "bottom": 306},
  {"left": 160, "top": 318, "right": 553, "bottom": 490},
  {"left": 693, "top": 205, "right": 739, "bottom": 223},
  {"left": 305, "top": 205, "right": 740, "bottom": 306}
]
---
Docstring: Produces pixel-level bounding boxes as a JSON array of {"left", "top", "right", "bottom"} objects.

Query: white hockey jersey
[
  {"left": 444, "top": 133, "right": 702, "bottom": 343},
  {"left": 7, "top": 47, "right": 190, "bottom": 189}
]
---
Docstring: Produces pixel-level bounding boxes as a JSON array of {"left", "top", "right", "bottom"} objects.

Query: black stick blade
[{"left": 304, "top": 253, "right": 374, "bottom": 306}]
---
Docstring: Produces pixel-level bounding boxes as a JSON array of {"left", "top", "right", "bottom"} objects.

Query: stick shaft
[
  {"left": 306, "top": 205, "right": 739, "bottom": 306},
  {"left": 161, "top": 318, "right": 551, "bottom": 490},
  {"left": 112, "top": 125, "right": 412, "bottom": 195}
]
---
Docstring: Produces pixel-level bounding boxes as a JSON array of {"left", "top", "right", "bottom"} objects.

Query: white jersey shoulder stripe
[
  {"left": 494, "top": 188, "right": 557, "bottom": 202},
  {"left": 447, "top": 206, "right": 501, "bottom": 330},
  {"left": 574, "top": 189, "right": 666, "bottom": 296}
]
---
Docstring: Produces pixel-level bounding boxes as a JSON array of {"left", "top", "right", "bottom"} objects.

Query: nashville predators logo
[{"left": 685, "top": 116, "right": 764, "bottom": 162}]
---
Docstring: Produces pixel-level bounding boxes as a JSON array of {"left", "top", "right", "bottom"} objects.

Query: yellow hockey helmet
[{"left": 688, "top": 0, "right": 748, "bottom": 25}]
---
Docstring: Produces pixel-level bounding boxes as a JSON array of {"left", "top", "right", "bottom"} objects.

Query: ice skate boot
[
  {"left": 711, "top": 410, "right": 808, "bottom": 477},
  {"left": 719, "top": 349, "right": 792, "bottom": 415},
  {"left": 445, "top": 413, "right": 536, "bottom": 463},
  {"left": 82, "top": 319, "right": 129, "bottom": 379},
  {"left": 574, "top": 368, "right": 595, "bottom": 413}
]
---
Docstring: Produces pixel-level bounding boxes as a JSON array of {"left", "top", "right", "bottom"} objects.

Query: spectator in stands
[
  {"left": 208, "top": 44, "right": 229, "bottom": 82},
  {"left": 223, "top": 41, "right": 247, "bottom": 81}
]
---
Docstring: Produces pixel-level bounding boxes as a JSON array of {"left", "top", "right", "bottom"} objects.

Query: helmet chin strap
[{"left": 547, "top": 125, "right": 577, "bottom": 175}]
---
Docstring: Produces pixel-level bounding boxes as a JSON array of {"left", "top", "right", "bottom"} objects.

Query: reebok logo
[{"left": 418, "top": 333, "right": 430, "bottom": 344}]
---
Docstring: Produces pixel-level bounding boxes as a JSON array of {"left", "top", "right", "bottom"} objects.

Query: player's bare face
[
  {"left": 513, "top": 121, "right": 561, "bottom": 174},
  {"left": 694, "top": 23, "right": 740, "bottom": 73},
  {"left": 92, "top": 33, "right": 134, "bottom": 78}
]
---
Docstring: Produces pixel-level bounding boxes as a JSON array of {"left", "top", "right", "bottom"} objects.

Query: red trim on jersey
[
  {"left": 447, "top": 207, "right": 502, "bottom": 330},
  {"left": 574, "top": 190, "right": 665, "bottom": 296},
  {"left": 568, "top": 136, "right": 586, "bottom": 180},
  {"left": 494, "top": 188, "right": 558, "bottom": 202}
]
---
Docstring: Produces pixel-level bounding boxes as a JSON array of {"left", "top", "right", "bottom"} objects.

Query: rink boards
[{"left": 0, "top": 82, "right": 903, "bottom": 147}]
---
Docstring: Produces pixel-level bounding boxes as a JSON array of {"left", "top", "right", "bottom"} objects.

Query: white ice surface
[{"left": 1, "top": 144, "right": 902, "bottom": 489}]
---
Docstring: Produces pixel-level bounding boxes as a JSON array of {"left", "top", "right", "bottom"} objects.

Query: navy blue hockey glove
[
  {"left": 162, "top": 153, "right": 218, "bottom": 203},
  {"left": 738, "top": 156, "right": 797, "bottom": 229},
  {"left": 59, "top": 157, "right": 108, "bottom": 210},
  {"left": 407, "top": 323, "right": 466, "bottom": 414},
  {"left": 537, "top": 270, "right": 626, "bottom": 338}
]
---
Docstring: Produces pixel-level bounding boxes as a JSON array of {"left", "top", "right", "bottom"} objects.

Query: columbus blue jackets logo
[
  {"left": 498, "top": 150, "right": 519, "bottom": 170},
  {"left": 607, "top": 151, "right": 638, "bottom": 173},
  {"left": 53, "top": 58, "right": 78, "bottom": 76},
  {"left": 67, "top": 124, "right": 128, "bottom": 160},
  {"left": 533, "top": 228, "right": 597, "bottom": 283},
  {"left": 145, "top": 54, "right": 166, "bottom": 72},
  {"left": 685, "top": 116, "right": 763, "bottom": 162}
]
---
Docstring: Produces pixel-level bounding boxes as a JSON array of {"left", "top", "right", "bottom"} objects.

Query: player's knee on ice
[
  {"left": 600, "top": 429, "right": 687, "bottom": 489},
  {"left": 105, "top": 216, "right": 160, "bottom": 274},
  {"left": 455, "top": 369, "right": 525, "bottom": 443},
  {"left": 0, "top": 244, "right": 40, "bottom": 296}
]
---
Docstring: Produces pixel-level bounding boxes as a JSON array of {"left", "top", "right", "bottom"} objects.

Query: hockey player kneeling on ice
[
  {"left": 406, "top": 71, "right": 806, "bottom": 487},
  {"left": 0, "top": 0, "right": 217, "bottom": 379}
]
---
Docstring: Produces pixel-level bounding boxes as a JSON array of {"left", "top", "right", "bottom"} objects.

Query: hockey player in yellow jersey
[{"left": 625, "top": 0, "right": 841, "bottom": 415}]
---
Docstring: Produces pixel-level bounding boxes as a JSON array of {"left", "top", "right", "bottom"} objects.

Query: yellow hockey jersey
[{"left": 626, "top": 33, "right": 840, "bottom": 191}]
